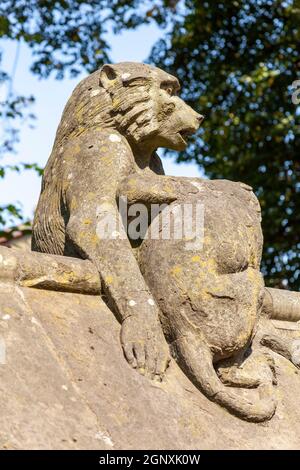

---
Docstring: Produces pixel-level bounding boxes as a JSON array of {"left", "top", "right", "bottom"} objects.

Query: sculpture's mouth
[{"left": 178, "top": 127, "right": 196, "bottom": 145}]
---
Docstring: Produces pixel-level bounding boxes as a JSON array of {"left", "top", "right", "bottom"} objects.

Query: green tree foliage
[
  {"left": 149, "top": 0, "right": 300, "bottom": 289},
  {"left": 0, "top": 0, "right": 111, "bottom": 224}
]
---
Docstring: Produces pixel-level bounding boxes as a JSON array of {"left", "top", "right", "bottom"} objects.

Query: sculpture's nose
[{"left": 197, "top": 114, "right": 204, "bottom": 125}]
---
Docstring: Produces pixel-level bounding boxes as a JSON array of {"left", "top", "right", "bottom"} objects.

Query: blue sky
[{"left": 0, "top": 22, "right": 202, "bottom": 222}]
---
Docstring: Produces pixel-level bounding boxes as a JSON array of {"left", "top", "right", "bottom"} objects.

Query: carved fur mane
[
  {"left": 44, "top": 63, "right": 159, "bottom": 182},
  {"left": 32, "top": 63, "right": 164, "bottom": 255}
]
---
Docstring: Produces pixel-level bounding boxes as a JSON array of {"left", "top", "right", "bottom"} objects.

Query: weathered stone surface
[
  {"left": 0, "top": 245, "right": 99, "bottom": 295},
  {"left": 2, "top": 245, "right": 300, "bottom": 322},
  {"left": 120, "top": 174, "right": 299, "bottom": 422},
  {"left": 263, "top": 287, "right": 300, "bottom": 322},
  {"left": 17, "top": 61, "right": 300, "bottom": 427},
  {"left": 1, "top": 276, "right": 300, "bottom": 450}
]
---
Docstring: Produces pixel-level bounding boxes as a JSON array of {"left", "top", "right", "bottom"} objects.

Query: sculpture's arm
[
  {"left": 117, "top": 173, "right": 199, "bottom": 206},
  {"left": 65, "top": 133, "right": 170, "bottom": 379}
]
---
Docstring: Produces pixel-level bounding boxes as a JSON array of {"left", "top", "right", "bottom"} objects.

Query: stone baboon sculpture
[{"left": 32, "top": 62, "right": 299, "bottom": 422}]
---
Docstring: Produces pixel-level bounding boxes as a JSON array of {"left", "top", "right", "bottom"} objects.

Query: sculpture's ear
[{"left": 99, "top": 64, "right": 119, "bottom": 90}]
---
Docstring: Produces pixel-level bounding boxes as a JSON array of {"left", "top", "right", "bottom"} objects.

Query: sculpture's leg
[
  {"left": 216, "top": 349, "right": 277, "bottom": 389},
  {"left": 172, "top": 334, "right": 276, "bottom": 422},
  {"left": 254, "top": 319, "right": 300, "bottom": 368}
]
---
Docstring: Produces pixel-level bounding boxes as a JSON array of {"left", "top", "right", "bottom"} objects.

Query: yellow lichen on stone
[
  {"left": 170, "top": 265, "right": 182, "bottom": 276},
  {"left": 105, "top": 275, "right": 114, "bottom": 285}
]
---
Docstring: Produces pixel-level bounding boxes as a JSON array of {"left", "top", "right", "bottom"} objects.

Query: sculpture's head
[
  {"left": 99, "top": 62, "right": 204, "bottom": 151},
  {"left": 56, "top": 62, "right": 203, "bottom": 153}
]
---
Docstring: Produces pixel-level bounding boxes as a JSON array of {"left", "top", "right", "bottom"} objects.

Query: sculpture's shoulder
[{"left": 62, "top": 128, "right": 132, "bottom": 154}]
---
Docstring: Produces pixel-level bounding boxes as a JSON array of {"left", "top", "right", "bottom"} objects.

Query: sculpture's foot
[
  {"left": 172, "top": 334, "right": 276, "bottom": 422},
  {"left": 255, "top": 319, "right": 300, "bottom": 368}
]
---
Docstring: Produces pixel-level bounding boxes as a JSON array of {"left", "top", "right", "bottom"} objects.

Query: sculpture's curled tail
[{"left": 173, "top": 334, "right": 277, "bottom": 423}]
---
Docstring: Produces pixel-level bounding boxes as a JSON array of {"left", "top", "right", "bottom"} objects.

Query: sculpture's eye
[
  {"left": 166, "top": 87, "right": 173, "bottom": 96},
  {"left": 161, "top": 83, "right": 175, "bottom": 96}
]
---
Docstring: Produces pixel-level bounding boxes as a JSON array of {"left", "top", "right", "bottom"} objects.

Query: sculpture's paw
[
  {"left": 291, "top": 339, "right": 300, "bottom": 368},
  {"left": 120, "top": 314, "right": 171, "bottom": 381}
]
